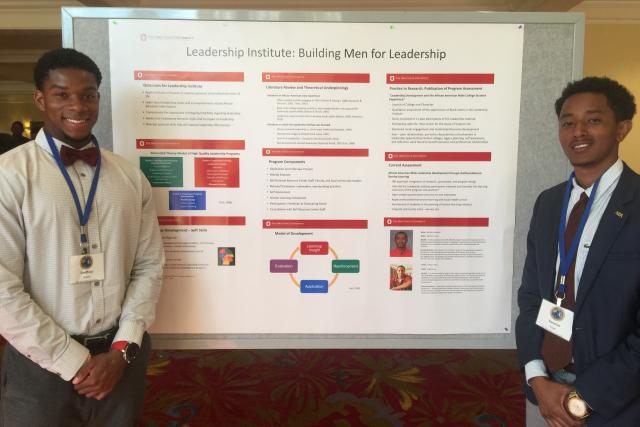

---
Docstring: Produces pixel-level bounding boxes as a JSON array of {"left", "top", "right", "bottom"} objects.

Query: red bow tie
[{"left": 60, "top": 145, "right": 99, "bottom": 167}]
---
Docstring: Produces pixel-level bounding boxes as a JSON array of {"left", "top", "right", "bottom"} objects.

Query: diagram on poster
[{"left": 270, "top": 240, "right": 360, "bottom": 293}]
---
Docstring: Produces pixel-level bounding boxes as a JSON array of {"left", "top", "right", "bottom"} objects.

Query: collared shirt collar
[
  {"left": 35, "top": 129, "right": 96, "bottom": 156},
  {"left": 571, "top": 158, "right": 623, "bottom": 200}
]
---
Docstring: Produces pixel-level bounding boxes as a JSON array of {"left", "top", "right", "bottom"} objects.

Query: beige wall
[{"left": 583, "top": 23, "right": 640, "bottom": 171}]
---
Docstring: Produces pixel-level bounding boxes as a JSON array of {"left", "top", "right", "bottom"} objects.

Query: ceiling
[{"left": 1, "top": 0, "right": 639, "bottom": 101}]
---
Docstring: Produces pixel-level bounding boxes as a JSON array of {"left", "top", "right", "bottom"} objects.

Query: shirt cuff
[
  {"left": 525, "top": 359, "right": 548, "bottom": 386},
  {"left": 48, "top": 338, "right": 90, "bottom": 381},
  {"left": 114, "top": 320, "right": 145, "bottom": 346}
]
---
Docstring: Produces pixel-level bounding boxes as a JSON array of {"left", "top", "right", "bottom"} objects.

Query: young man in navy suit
[{"left": 516, "top": 77, "right": 638, "bottom": 426}]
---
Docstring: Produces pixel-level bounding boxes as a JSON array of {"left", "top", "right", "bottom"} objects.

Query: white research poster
[{"left": 108, "top": 19, "right": 524, "bottom": 334}]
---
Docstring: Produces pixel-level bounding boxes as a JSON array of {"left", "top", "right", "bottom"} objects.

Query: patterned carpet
[{"left": 0, "top": 339, "right": 525, "bottom": 426}]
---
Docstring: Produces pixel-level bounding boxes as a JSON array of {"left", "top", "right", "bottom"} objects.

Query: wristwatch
[
  {"left": 565, "top": 391, "right": 590, "bottom": 420},
  {"left": 111, "top": 341, "right": 140, "bottom": 364}
]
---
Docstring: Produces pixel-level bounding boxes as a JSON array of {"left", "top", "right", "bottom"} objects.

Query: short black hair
[
  {"left": 394, "top": 231, "right": 407, "bottom": 239},
  {"left": 555, "top": 76, "right": 636, "bottom": 122},
  {"left": 11, "top": 121, "right": 23, "bottom": 129},
  {"left": 33, "top": 48, "right": 102, "bottom": 90}
]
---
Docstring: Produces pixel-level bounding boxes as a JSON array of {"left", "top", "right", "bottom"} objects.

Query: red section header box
[
  {"left": 386, "top": 73, "right": 494, "bottom": 85},
  {"left": 134, "top": 71, "right": 244, "bottom": 82},
  {"left": 385, "top": 152, "right": 491, "bottom": 162},
  {"left": 262, "top": 72, "right": 370, "bottom": 83},
  {"left": 384, "top": 217, "right": 489, "bottom": 227},
  {"left": 159, "top": 216, "right": 246, "bottom": 226},
  {"left": 300, "top": 241, "right": 329, "bottom": 255},
  {"left": 263, "top": 219, "right": 368, "bottom": 229},
  {"left": 137, "top": 139, "right": 245, "bottom": 150},
  {"left": 263, "top": 148, "right": 369, "bottom": 157}
]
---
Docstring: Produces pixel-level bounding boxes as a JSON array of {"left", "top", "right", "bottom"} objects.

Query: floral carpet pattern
[{"left": 0, "top": 338, "right": 524, "bottom": 426}]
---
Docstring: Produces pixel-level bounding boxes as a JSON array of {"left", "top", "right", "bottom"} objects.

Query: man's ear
[
  {"left": 33, "top": 90, "right": 45, "bottom": 112},
  {"left": 616, "top": 120, "right": 633, "bottom": 143}
]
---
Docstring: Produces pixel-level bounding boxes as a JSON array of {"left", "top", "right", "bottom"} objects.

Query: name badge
[
  {"left": 69, "top": 253, "right": 105, "bottom": 284},
  {"left": 536, "top": 298, "right": 574, "bottom": 341}
]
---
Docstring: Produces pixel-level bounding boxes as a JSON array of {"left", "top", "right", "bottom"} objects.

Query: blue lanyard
[
  {"left": 45, "top": 131, "right": 101, "bottom": 252},
  {"left": 556, "top": 172, "right": 600, "bottom": 300}
]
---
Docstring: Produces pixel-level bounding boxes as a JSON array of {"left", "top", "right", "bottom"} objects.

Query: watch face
[
  {"left": 568, "top": 397, "right": 588, "bottom": 417},
  {"left": 125, "top": 342, "right": 140, "bottom": 362}
]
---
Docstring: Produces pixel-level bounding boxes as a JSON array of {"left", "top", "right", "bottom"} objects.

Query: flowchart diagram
[{"left": 269, "top": 241, "right": 360, "bottom": 293}]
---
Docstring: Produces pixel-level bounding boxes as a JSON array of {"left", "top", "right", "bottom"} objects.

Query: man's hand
[
  {"left": 72, "top": 349, "right": 127, "bottom": 400},
  {"left": 530, "top": 376, "right": 585, "bottom": 427}
]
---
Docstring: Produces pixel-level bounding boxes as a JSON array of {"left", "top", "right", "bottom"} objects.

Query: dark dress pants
[{"left": 0, "top": 333, "right": 150, "bottom": 427}]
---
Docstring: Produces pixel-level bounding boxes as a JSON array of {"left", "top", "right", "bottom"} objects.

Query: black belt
[{"left": 71, "top": 327, "right": 118, "bottom": 355}]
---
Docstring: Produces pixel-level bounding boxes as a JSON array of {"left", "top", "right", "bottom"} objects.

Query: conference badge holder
[
  {"left": 70, "top": 252, "right": 105, "bottom": 284},
  {"left": 536, "top": 296, "right": 574, "bottom": 341}
]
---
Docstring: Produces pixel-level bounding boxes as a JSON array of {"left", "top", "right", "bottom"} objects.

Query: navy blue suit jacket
[{"left": 516, "top": 164, "right": 640, "bottom": 425}]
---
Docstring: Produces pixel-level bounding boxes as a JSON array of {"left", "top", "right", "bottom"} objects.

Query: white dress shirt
[
  {"left": 0, "top": 130, "right": 164, "bottom": 381},
  {"left": 525, "top": 159, "right": 623, "bottom": 383}
]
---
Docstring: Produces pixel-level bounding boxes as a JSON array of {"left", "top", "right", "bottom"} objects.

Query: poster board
[{"left": 62, "top": 8, "right": 583, "bottom": 349}]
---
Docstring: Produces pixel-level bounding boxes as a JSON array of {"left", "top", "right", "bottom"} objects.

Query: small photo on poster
[
  {"left": 390, "top": 230, "right": 413, "bottom": 257},
  {"left": 389, "top": 264, "right": 412, "bottom": 291},
  {"left": 218, "top": 247, "right": 236, "bottom": 266}
]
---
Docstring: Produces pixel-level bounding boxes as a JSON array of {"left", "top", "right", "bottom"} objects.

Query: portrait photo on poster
[{"left": 390, "top": 229, "right": 413, "bottom": 257}]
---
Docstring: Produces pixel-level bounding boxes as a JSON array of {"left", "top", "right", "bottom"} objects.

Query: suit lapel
[
  {"left": 575, "top": 165, "right": 638, "bottom": 313},
  {"left": 540, "top": 188, "right": 564, "bottom": 301}
]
